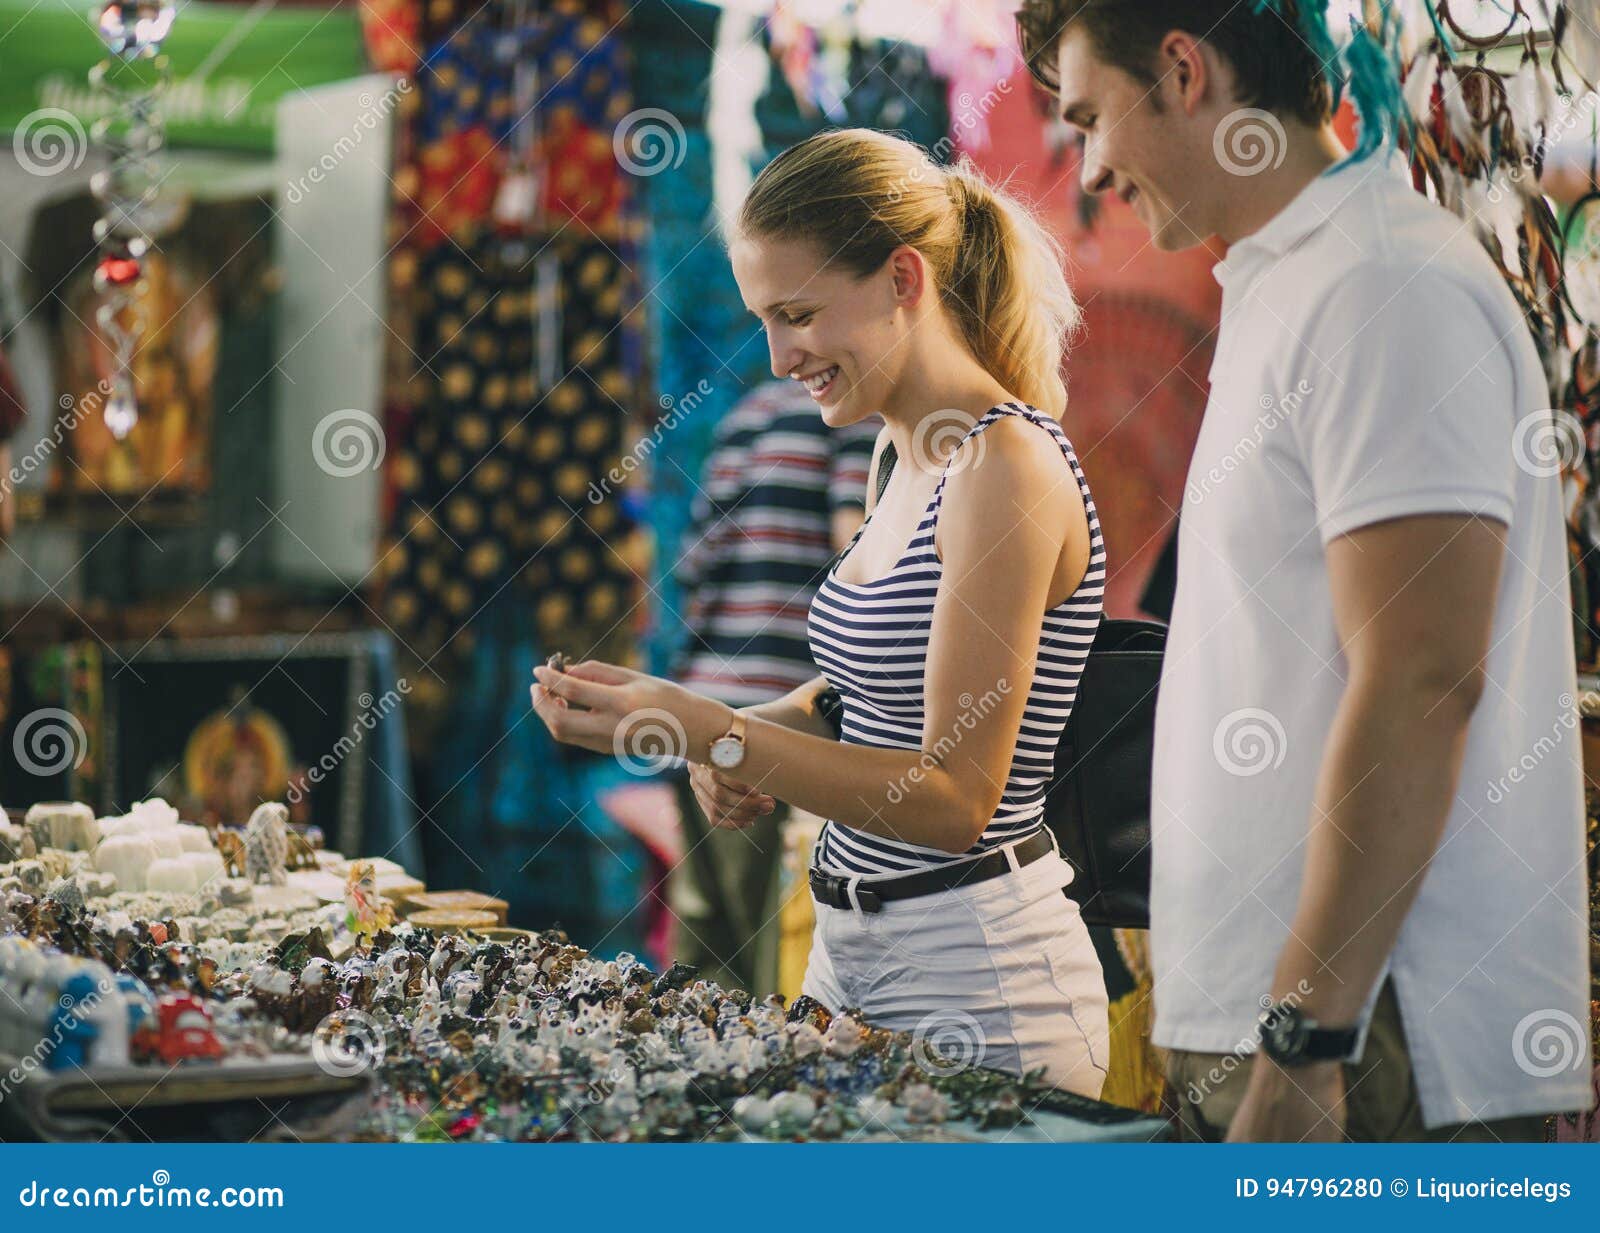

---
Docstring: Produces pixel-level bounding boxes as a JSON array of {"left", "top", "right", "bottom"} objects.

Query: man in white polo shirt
[{"left": 1022, "top": 0, "right": 1592, "bottom": 1140}]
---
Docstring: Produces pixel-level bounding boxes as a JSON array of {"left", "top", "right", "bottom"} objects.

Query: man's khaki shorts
[{"left": 1161, "top": 977, "right": 1550, "bottom": 1142}]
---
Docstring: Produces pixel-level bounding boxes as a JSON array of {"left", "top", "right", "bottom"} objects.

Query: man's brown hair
[{"left": 1015, "top": 0, "right": 1336, "bottom": 127}]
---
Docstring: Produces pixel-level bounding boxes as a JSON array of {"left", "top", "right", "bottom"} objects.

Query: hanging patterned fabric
[
  {"left": 376, "top": 0, "right": 651, "bottom": 951},
  {"left": 754, "top": 20, "right": 948, "bottom": 154},
  {"left": 383, "top": 229, "right": 643, "bottom": 665},
  {"left": 382, "top": 0, "right": 643, "bottom": 672}
]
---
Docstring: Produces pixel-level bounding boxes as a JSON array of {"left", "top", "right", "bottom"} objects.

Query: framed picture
[{"left": 102, "top": 632, "right": 391, "bottom": 856}]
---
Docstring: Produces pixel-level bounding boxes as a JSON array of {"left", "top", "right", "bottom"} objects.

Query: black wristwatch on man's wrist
[{"left": 1257, "top": 1000, "right": 1361, "bottom": 1066}]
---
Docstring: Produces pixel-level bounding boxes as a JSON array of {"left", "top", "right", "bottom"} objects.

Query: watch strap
[
  {"left": 1261, "top": 1001, "right": 1361, "bottom": 1065},
  {"left": 1298, "top": 1024, "right": 1360, "bottom": 1061}
]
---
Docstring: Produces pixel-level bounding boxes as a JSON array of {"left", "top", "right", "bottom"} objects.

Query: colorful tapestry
[{"left": 382, "top": 229, "right": 643, "bottom": 664}]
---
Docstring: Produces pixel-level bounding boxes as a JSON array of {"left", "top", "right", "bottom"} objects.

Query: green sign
[{"left": 0, "top": 0, "right": 368, "bottom": 153}]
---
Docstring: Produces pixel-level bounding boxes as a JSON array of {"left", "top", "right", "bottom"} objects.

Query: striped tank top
[{"left": 806, "top": 403, "right": 1106, "bottom": 876}]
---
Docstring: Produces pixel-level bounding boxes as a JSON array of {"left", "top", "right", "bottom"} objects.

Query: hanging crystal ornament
[{"left": 87, "top": 1, "right": 175, "bottom": 441}]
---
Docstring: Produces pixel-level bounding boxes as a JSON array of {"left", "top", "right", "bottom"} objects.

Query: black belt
[{"left": 808, "top": 827, "right": 1057, "bottom": 914}]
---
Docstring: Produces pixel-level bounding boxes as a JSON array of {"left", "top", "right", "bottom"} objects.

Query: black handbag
[
  {"left": 1047, "top": 617, "right": 1162, "bottom": 929},
  {"left": 817, "top": 441, "right": 1162, "bottom": 930}
]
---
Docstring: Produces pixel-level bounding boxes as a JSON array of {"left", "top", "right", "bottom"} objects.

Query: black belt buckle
[{"left": 808, "top": 869, "right": 883, "bottom": 913}]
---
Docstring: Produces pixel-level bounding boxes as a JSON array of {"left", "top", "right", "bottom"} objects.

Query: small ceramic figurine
[
  {"left": 285, "top": 829, "right": 319, "bottom": 871},
  {"left": 45, "top": 971, "right": 103, "bottom": 1071},
  {"left": 25, "top": 802, "right": 98, "bottom": 853},
  {"left": 244, "top": 803, "right": 289, "bottom": 887},
  {"left": 130, "top": 993, "right": 226, "bottom": 1065},
  {"left": 0, "top": 823, "right": 25, "bottom": 864},
  {"left": 44, "top": 877, "right": 85, "bottom": 920},
  {"left": 342, "top": 861, "right": 392, "bottom": 944},
  {"left": 214, "top": 829, "right": 246, "bottom": 878}
]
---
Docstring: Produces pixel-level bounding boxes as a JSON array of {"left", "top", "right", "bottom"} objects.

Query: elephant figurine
[{"left": 244, "top": 803, "right": 289, "bottom": 887}]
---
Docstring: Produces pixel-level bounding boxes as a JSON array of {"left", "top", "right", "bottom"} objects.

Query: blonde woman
[{"left": 532, "top": 128, "right": 1109, "bottom": 1096}]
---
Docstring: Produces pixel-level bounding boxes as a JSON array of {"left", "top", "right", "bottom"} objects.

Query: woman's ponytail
[{"left": 943, "top": 160, "right": 1080, "bottom": 420}]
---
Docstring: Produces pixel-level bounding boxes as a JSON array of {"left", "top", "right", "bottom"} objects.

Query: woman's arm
[
  {"left": 534, "top": 418, "right": 1089, "bottom": 854},
  {"left": 741, "top": 676, "right": 836, "bottom": 741}
]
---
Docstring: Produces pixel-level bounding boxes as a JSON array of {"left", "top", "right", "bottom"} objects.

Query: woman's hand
[
  {"left": 688, "top": 760, "right": 776, "bottom": 830},
  {"left": 530, "top": 658, "right": 731, "bottom": 767}
]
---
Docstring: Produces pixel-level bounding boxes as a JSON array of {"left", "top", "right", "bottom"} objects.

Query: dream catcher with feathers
[{"left": 1256, "top": 0, "right": 1599, "bottom": 657}]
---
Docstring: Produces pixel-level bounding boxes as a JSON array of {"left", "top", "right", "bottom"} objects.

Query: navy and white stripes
[{"left": 807, "top": 403, "right": 1106, "bottom": 876}]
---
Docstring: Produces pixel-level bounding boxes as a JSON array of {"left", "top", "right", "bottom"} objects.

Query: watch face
[
  {"left": 1260, "top": 1003, "right": 1308, "bottom": 1060},
  {"left": 709, "top": 737, "right": 744, "bottom": 769}
]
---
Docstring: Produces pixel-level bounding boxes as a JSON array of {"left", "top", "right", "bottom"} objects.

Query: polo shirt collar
[{"left": 1212, "top": 146, "right": 1411, "bottom": 287}]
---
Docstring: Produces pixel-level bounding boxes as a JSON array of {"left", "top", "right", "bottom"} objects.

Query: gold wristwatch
[{"left": 708, "top": 709, "right": 748, "bottom": 771}]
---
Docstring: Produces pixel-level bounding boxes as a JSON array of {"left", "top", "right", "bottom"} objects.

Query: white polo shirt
[{"left": 1150, "top": 148, "right": 1593, "bottom": 1128}]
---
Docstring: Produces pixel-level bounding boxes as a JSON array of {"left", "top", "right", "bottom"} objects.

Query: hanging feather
[
  {"left": 1459, "top": 172, "right": 1497, "bottom": 249},
  {"left": 1341, "top": 18, "right": 1410, "bottom": 163},
  {"left": 1532, "top": 52, "right": 1560, "bottom": 144},
  {"left": 1439, "top": 66, "right": 1482, "bottom": 162},
  {"left": 1417, "top": 0, "right": 1456, "bottom": 62},
  {"left": 1529, "top": 54, "right": 1555, "bottom": 132},
  {"left": 1504, "top": 58, "right": 1544, "bottom": 140},
  {"left": 1402, "top": 49, "right": 1439, "bottom": 127}
]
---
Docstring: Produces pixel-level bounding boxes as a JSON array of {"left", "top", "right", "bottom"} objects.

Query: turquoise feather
[
  {"left": 1339, "top": 17, "right": 1411, "bottom": 166},
  {"left": 1250, "top": 0, "right": 1413, "bottom": 170}
]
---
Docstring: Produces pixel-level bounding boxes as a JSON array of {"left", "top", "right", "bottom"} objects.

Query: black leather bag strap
[{"left": 873, "top": 440, "right": 897, "bottom": 505}]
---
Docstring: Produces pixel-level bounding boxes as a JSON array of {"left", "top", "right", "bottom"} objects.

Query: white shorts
[{"left": 800, "top": 845, "right": 1110, "bottom": 1098}]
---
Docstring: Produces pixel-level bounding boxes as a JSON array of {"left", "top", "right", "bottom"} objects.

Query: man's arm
[
  {"left": 1227, "top": 512, "right": 1507, "bottom": 1142},
  {"left": 1268, "top": 512, "right": 1506, "bottom": 1020}
]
